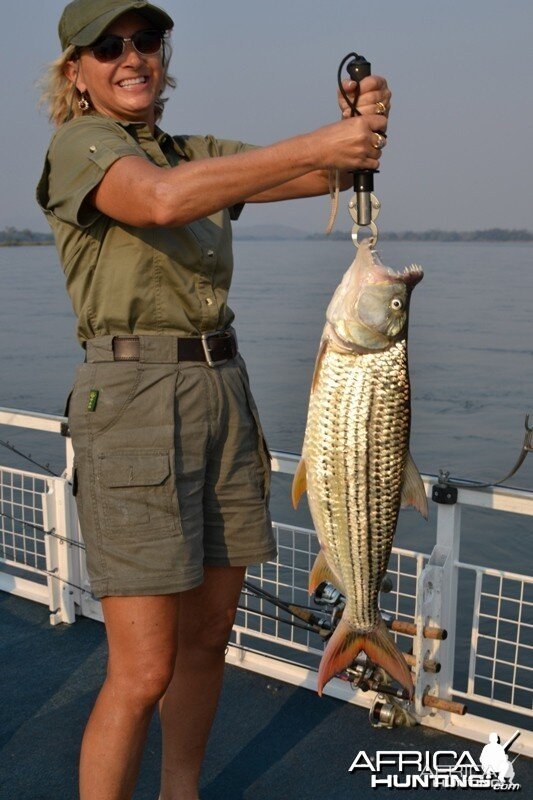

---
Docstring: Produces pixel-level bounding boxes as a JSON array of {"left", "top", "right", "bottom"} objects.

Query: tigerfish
[{"left": 292, "top": 239, "right": 427, "bottom": 698}]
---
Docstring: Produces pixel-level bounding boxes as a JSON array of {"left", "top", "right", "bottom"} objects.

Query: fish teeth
[{"left": 404, "top": 263, "right": 423, "bottom": 275}]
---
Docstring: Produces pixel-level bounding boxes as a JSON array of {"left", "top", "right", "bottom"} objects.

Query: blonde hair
[{"left": 38, "top": 37, "right": 176, "bottom": 128}]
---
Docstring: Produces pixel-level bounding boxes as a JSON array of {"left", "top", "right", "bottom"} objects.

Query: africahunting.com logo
[{"left": 348, "top": 729, "right": 522, "bottom": 790}]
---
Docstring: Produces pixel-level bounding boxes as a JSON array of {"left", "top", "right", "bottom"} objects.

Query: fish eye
[{"left": 390, "top": 297, "right": 403, "bottom": 310}]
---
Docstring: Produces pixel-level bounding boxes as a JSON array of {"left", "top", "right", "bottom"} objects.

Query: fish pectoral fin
[
  {"left": 311, "top": 337, "right": 328, "bottom": 394},
  {"left": 291, "top": 457, "right": 307, "bottom": 509},
  {"left": 308, "top": 549, "right": 345, "bottom": 595},
  {"left": 401, "top": 451, "right": 429, "bottom": 520}
]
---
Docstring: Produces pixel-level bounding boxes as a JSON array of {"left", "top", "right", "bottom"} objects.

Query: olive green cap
[{"left": 59, "top": 0, "right": 174, "bottom": 50}]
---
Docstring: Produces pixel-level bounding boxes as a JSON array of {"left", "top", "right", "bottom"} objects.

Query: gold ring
[
  {"left": 373, "top": 133, "right": 386, "bottom": 149},
  {"left": 376, "top": 101, "right": 387, "bottom": 115}
]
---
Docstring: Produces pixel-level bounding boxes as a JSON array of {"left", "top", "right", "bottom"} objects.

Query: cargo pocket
[
  {"left": 237, "top": 362, "right": 272, "bottom": 500},
  {"left": 96, "top": 449, "right": 181, "bottom": 537}
]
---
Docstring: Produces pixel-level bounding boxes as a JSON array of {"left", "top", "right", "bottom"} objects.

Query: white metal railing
[
  {"left": 0, "top": 407, "right": 532, "bottom": 757},
  {"left": 456, "top": 562, "right": 533, "bottom": 716}
]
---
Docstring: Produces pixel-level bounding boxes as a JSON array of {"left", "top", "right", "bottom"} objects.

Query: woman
[{"left": 37, "top": 1, "right": 390, "bottom": 798}]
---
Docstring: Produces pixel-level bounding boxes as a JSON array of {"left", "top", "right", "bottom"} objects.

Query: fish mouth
[
  {"left": 371, "top": 262, "right": 424, "bottom": 288},
  {"left": 399, "top": 263, "right": 424, "bottom": 287}
]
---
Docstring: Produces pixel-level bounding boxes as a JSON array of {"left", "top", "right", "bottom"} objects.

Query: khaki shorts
[{"left": 65, "top": 334, "right": 278, "bottom": 599}]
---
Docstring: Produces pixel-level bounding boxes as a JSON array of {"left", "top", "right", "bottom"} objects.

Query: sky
[{"left": 3, "top": 0, "right": 533, "bottom": 234}]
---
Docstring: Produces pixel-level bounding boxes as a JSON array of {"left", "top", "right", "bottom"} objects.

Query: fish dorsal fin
[
  {"left": 401, "top": 451, "right": 429, "bottom": 520},
  {"left": 308, "top": 549, "right": 345, "bottom": 595},
  {"left": 291, "top": 457, "right": 307, "bottom": 509}
]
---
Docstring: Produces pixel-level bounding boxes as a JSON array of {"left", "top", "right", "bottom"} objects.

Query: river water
[{"left": 0, "top": 239, "right": 532, "bottom": 569}]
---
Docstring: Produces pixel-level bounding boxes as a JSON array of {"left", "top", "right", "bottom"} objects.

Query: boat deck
[{"left": 2, "top": 591, "right": 531, "bottom": 800}]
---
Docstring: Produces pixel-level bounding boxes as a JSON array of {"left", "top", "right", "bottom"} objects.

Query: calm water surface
[{"left": 1, "top": 240, "right": 532, "bottom": 576}]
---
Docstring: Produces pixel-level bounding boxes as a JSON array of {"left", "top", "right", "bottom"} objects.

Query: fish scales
[{"left": 305, "top": 341, "right": 410, "bottom": 631}]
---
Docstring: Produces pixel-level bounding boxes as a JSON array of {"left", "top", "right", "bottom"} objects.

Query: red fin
[
  {"left": 308, "top": 550, "right": 345, "bottom": 595},
  {"left": 317, "top": 617, "right": 414, "bottom": 699},
  {"left": 291, "top": 457, "right": 307, "bottom": 509}
]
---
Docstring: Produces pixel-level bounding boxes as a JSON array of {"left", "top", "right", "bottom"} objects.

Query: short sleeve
[
  {"left": 37, "top": 117, "right": 145, "bottom": 228},
  {"left": 183, "top": 135, "right": 261, "bottom": 221}
]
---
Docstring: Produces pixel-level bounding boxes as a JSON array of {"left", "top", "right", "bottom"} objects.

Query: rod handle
[
  {"left": 389, "top": 619, "right": 447, "bottom": 640},
  {"left": 423, "top": 693, "right": 467, "bottom": 715}
]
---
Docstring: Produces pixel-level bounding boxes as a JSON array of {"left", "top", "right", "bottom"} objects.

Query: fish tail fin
[
  {"left": 361, "top": 617, "right": 414, "bottom": 699},
  {"left": 317, "top": 617, "right": 414, "bottom": 700},
  {"left": 317, "top": 620, "right": 365, "bottom": 697}
]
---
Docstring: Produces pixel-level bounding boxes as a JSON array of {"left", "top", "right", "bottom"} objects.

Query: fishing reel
[
  {"left": 342, "top": 659, "right": 378, "bottom": 691},
  {"left": 341, "top": 662, "right": 417, "bottom": 727},
  {"left": 312, "top": 575, "right": 393, "bottom": 634},
  {"left": 369, "top": 693, "right": 418, "bottom": 729},
  {"left": 312, "top": 580, "right": 345, "bottom": 632}
]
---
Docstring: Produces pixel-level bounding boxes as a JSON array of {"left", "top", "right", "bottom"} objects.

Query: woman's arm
[
  {"left": 90, "top": 113, "right": 387, "bottom": 228},
  {"left": 245, "top": 169, "right": 353, "bottom": 203}
]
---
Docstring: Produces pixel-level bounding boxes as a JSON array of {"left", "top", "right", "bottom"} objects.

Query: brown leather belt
[{"left": 112, "top": 330, "right": 238, "bottom": 366}]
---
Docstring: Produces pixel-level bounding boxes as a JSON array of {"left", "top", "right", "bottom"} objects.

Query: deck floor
[{"left": 1, "top": 591, "right": 531, "bottom": 800}]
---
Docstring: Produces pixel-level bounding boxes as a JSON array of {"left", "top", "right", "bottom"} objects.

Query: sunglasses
[{"left": 88, "top": 29, "right": 164, "bottom": 63}]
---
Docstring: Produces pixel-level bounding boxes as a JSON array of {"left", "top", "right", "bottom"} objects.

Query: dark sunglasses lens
[
  {"left": 132, "top": 30, "right": 163, "bottom": 54},
  {"left": 92, "top": 35, "right": 123, "bottom": 62}
]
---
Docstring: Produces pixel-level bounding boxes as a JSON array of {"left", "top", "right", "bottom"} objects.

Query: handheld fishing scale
[{"left": 337, "top": 52, "right": 382, "bottom": 248}]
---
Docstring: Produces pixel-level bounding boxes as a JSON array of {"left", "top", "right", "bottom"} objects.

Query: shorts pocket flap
[{"left": 99, "top": 450, "right": 171, "bottom": 488}]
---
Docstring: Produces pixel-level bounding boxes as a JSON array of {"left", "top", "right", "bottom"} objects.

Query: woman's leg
[
  {"left": 79, "top": 593, "right": 181, "bottom": 800},
  {"left": 158, "top": 565, "right": 246, "bottom": 800}
]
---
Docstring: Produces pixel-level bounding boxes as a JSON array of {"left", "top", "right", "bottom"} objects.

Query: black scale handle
[{"left": 339, "top": 53, "right": 376, "bottom": 226}]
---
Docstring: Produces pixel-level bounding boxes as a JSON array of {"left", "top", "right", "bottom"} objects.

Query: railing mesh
[
  {"left": 0, "top": 467, "right": 47, "bottom": 574},
  {"left": 470, "top": 568, "right": 533, "bottom": 714}
]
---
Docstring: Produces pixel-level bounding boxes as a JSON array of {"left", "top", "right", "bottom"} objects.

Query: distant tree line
[
  {"left": 0, "top": 227, "right": 53, "bottom": 246},
  {"left": 308, "top": 228, "right": 533, "bottom": 242},
  {"left": 2, "top": 225, "right": 533, "bottom": 246}
]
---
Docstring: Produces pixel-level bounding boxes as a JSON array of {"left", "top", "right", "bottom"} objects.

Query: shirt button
[
  {"left": 206, "top": 249, "right": 215, "bottom": 257},
  {"left": 205, "top": 298, "right": 213, "bottom": 306},
  {"left": 89, "top": 145, "right": 97, "bottom": 152}
]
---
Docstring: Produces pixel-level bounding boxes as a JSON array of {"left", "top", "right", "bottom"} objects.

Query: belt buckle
[{"left": 201, "top": 331, "right": 230, "bottom": 368}]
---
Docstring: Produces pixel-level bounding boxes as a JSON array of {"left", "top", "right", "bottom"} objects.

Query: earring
[{"left": 78, "top": 92, "right": 90, "bottom": 111}]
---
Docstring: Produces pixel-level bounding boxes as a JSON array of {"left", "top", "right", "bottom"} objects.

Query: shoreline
[
  {"left": 3, "top": 229, "right": 533, "bottom": 247},
  {"left": 0, "top": 241, "right": 54, "bottom": 247}
]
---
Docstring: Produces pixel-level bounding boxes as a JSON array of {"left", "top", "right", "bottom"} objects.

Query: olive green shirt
[{"left": 36, "top": 113, "right": 259, "bottom": 347}]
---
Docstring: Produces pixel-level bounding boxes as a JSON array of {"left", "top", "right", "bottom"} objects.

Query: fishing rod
[
  {"left": 433, "top": 413, "right": 533, "bottom": 503},
  {"left": 0, "top": 437, "right": 59, "bottom": 476},
  {"left": 242, "top": 579, "right": 332, "bottom": 637},
  {"left": 243, "top": 576, "right": 464, "bottom": 718}
]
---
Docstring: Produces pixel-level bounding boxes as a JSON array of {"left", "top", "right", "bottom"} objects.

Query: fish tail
[{"left": 317, "top": 616, "right": 414, "bottom": 699}]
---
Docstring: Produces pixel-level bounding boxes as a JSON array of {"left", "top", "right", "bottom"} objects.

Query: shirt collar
[{"left": 84, "top": 112, "right": 189, "bottom": 158}]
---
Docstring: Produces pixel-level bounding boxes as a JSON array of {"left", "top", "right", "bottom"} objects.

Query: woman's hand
[
  {"left": 304, "top": 112, "right": 388, "bottom": 172},
  {"left": 338, "top": 75, "right": 391, "bottom": 119}
]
